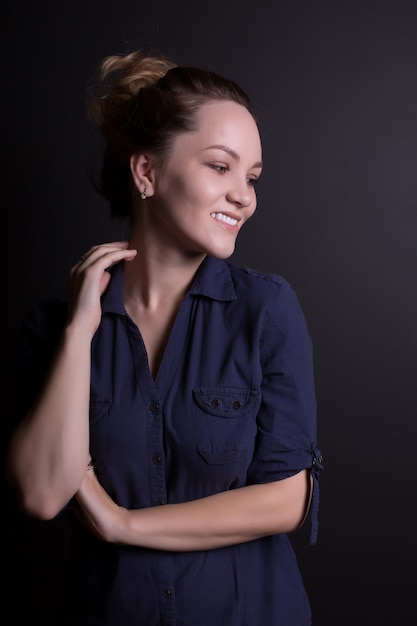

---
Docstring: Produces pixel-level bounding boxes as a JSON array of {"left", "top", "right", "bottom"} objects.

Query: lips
[{"left": 210, "top": 212, "right": 239, "bottom": 226}]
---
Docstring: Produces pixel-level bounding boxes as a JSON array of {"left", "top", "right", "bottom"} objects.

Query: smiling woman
[
  {"left": 129, "top": 99, "right": 262, "bottom": 261},
  {"left": 5, "top": 48, "right": 322, "bottom": 626}
]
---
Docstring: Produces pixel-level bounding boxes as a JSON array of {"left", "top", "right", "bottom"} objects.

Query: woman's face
[{"left": 148, "top": 100, "right": 263, "bottom": 260}]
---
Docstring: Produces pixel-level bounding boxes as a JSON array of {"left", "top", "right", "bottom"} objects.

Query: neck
[{"left": 123, "top": 240, "right": 206, "bottom": 311}]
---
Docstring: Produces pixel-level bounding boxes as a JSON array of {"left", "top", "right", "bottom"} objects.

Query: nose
[{"left": 226, "top": 176, "right": 253, "bottom": 208}]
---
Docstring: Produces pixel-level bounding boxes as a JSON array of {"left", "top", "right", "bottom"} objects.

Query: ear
[{"left": 130, "top": 153, "right": 156, "bottom": 197}]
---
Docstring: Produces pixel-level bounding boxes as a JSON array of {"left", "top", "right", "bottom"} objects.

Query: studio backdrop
[{"left": 2, "top": 1, "right": 416, "bottom": 624}]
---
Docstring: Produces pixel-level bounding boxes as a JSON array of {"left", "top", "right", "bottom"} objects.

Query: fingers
[
  {"left": 75, "top": 241, "right": 136, "bottom": 270},
  {"left": 66, "top": 242, "right": 137, "bottom": 334}
]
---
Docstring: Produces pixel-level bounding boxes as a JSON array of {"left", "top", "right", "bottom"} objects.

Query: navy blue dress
[{"left": 14, "top": 256, "right": 323, "bottom": 626}]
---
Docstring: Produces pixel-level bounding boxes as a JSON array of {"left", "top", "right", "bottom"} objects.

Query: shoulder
[
  {"left": 225, "top": 261, "right": 311, "bottom": 341},
  {"left": 226, "top": 260, "right": 296, "bottom": 308},
  {"left": 226, "top": 260, "right": 288, "bottom": 287},
  {"left": 237, "top": 264, "right": 289, "bottom": 289}
]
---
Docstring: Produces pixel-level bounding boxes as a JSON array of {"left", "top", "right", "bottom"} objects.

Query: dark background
[{"left": 2, "top": 1, "right": 416, "bottom": 624}]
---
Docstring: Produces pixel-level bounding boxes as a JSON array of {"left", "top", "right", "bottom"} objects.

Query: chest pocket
[{"left": 193, "top": 387, "right": 260, "bottom": 464}]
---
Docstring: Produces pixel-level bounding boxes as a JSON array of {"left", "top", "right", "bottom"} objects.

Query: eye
[
  {"left": 209, "top": 164, "right": 229, "bottom": 174},
  {"left": 247, "top": 177, "right": 259, "bottom": 187}
]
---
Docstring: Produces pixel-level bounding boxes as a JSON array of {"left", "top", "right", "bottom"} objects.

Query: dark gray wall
[{"left": 2, "top": 1, "right": 416, "bottom": 624}]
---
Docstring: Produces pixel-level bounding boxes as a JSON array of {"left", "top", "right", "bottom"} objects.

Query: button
[
  {"left": 152, "top": 455, "right": 162, "bottom": 464},
  {"left": 150, "top": 402, "right": 159, "bottom": 412},
  {"left": 155, "top": 499, "right": 166, "bottom": 506},
  {"left": 232, "top": 400, "right": 242, "bottom": 409},
  {"left": 211, "top": 398, "right": 220, "bottom": 408},
  {"left": 162, "top": 588, "right": 172, "bottom": 598}
]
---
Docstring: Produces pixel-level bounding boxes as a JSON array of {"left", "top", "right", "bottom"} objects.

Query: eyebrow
[{"left": 204, "top": 144, "right": 263, "bottom": 169}]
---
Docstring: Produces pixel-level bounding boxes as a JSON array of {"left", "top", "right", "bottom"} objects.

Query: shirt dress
[{"left": 14, "top": 255, "right": 323, "bottom": 626}]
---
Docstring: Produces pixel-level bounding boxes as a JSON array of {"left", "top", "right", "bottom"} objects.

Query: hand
[
  {"left": 74, "top": 466, "right": 126, "bottom": 543},
  {"left": 67, "top": 241, "right": 137, "bottom": 336}
]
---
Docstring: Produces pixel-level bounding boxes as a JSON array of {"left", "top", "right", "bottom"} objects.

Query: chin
[{"left": 209, "top": 246, "right": 236, "bottom": 260}]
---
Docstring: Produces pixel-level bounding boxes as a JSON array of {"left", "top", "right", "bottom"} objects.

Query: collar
[{"left": 101, "top": 256, "right": 237, "bottom": 316}]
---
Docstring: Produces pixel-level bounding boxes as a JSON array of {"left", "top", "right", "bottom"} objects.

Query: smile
[{"left": 210, "top": 212, "right": 238, "bottom": 226}]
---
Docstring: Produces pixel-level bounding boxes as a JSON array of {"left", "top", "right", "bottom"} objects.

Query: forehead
[{"left": 176, "top": 100, "right": 262, "bottom": 160}]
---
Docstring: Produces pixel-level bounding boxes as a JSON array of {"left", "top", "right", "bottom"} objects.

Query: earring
[{"left": 140, "top": 188, "right": 147, "bottom": 200}]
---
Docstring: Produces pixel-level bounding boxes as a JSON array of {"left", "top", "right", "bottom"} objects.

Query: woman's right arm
[{"left": 5, "top": 242, "right": 137, "bottom": 520}]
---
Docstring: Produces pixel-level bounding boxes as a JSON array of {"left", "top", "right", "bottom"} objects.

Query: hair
[{"left": 87, "top": 50, "right": 254, "bottom": 220}]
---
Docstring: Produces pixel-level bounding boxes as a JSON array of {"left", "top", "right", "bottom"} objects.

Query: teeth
[{"left": 211, "top": 212, "right": 238, "bottom": 226}]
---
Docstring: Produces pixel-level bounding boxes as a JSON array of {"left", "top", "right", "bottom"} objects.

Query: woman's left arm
[{"left": 75, "top": 468, "right": 311, "bottom": 551}]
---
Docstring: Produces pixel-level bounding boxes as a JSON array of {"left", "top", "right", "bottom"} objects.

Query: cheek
[
  {"left": 165, "top": 171, "right": 187, "bottom": 197},
  {"left": 247, "top": 197, "right": 257, "bottom": 218},
  {"left": 174, "top": 177, "right": 219, "bottom": 212},
  {"left": 156, "top": 167, "right": 223, "bottom": 215},
  {"left": 166, "top": 170, "right": 200, "bottom": 203}
]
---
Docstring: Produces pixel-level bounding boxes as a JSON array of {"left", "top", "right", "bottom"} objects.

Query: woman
[{"left": 5, "top": 49, "right": 323, "bottom": 625}]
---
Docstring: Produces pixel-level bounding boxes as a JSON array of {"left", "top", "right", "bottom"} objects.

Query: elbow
[
  {"left": 5, "top": 455, "right": 82, "bottom": 521},
  {"left": 6, "top": 468, "right": 70, "bottom": 520},
  {"left": 4, "top": 466, "right": 61, "bottom": 520},
  {"left": 15, "top": 488, "right": 67, "bottom": 521}
]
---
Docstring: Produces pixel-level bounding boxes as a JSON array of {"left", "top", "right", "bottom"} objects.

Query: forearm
[
  {"left": 6, "top": 322, "right": 92, "bottom": 519},
  {"left": 77, "top": 470, "right": 311, "bottom": 551}
]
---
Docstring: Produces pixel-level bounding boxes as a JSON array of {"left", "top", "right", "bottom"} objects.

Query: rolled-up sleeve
[{"left": 247, "top": 279, "right": 323, "bottom": 544}]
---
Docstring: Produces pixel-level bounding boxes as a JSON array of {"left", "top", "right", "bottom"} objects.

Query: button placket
[{"left": 148, "top": 399, "right": 167, "bottom": 508}]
